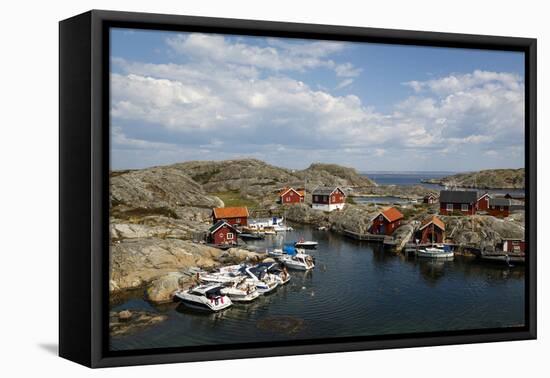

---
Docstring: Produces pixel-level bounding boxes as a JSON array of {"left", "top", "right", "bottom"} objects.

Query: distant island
[{"left": 421, "top": 168, "right": 525, "bottom": 190}]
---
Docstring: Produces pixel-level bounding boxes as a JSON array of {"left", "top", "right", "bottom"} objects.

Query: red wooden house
[
  {"left": 312, "top": 187, "right": 346, "bottom": 212},
  {"left": 208, "top": 220, "right": 240, "bottom": 246},
  {"left": 279, "top": 187, "right": 305, "bottom": 204},
  {"left": 417, "top": 216, "right": 445, "bottom": 244},
  {"left": 439, "top": 190, "right": 478, "bottom": 215},
  {"left": 369, "top": 207, "right": 404, "bottom": 235},
  {"left": 501, "top": 238, "right": 526, "bottom": 254},
  {"left": 212, "top": 207, "right": 249, "bottom": 227},
  {"left": 487, "top": 198, "right": 512, "bottom": 217},
  {"left": 476, "top": 192, "right": 491, "bottom": 211}
]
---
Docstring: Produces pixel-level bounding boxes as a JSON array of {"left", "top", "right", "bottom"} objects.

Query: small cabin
[
  {"left": 476, "top": 192, "right": 491, "bottom": 211},
  {"left": 501, "top": 238, "right": 526, "bottom": 254},
  {"left": 212, "top": 207, "right": 249, "bottom": 227},
  {"left": 488, "top": 198, "right": 512, "bottom": 218},
  {"left": 279, "top": 187, "right": 305, "bottom": 205},
  {"left": 369, "top": 207, "right": 404, "bottom": 236},
  {"left": 439, "top": 190, "right": 478, "bottom": 215},
  {"left": 417, "top": 216, "right": 445, "bottom": 244},
  {"left": 423, "top": 193, "right": 438, "bottom": 204},
  {"left": 312, "top": 187, "right": 346, "bottom": 212},
  {"left": 208, "top": 220, "right": 240, "bottom": 246}
]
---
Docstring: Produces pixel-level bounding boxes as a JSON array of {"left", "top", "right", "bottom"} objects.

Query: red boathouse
[{"left": 417, "top": 216, "right": 445, "bottom": 244}]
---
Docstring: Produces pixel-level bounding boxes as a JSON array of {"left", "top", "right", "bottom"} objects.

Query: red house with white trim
[
  {"left": 439, "top": 190, "right": 478, "bottom": 215},
  {"left": 488, "top": 198, "right": 512, "bottom": 218},
  {"left": 312, "top": 187, "right": 346, "bottom": 212},
  {"left": 476, "top": 192, "right": 491, "bottom": 211},
  {"left": 369, "top": 207, "right": 404, "bottom": 235},
  {"left": 501, "top": 238, "right": 526, "bottom": 254},
  {"left": 212, "top": 207, "right": 249, "bottom": 227},
  {"left": 279, "top": 187, "right": 305, "bottom": 204},
  {"left": 208, "top": 220, "right": 240, "bottom": 246}
]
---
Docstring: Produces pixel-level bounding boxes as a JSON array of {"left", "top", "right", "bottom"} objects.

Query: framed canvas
[{"left": 59, "top": 10, "right": 537, "bottom": 368}]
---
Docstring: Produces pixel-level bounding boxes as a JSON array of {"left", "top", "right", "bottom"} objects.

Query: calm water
[{"left": 111, "top": 225, "right": 525, "bottom": 351}]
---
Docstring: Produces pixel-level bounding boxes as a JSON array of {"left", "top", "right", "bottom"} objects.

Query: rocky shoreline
[
  {"left": 108, "top": 159, "right": 525, "bottom": 336},
  {"left": 421, "top": 168, "right": 525, "bottom": 190}
]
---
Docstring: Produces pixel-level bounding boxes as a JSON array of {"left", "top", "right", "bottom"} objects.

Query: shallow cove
[{"left": 110, "top": 224, "right": 525, "bottom": 351}]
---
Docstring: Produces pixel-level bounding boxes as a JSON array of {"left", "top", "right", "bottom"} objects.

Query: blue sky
[{"left": 110, "top": 28, "right": 525, "bottom": 172}]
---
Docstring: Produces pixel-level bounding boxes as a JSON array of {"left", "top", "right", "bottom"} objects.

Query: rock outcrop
[
  {"left": 422, "top": 168, "right": 525, "bottom": 189},
  {"left": 110, "top": 238, "right": 262, "bottom": 302},
  {"left": 110, "top": 310, "right": 168, "bottom": 336}
]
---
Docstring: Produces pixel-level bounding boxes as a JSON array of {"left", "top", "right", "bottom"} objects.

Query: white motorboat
[
  {"left": 295, "top": 239, "right": 318, "bottom": 249},
  {"left": 198, "top": 271, "right": 242, "bottom": 284},
  {"left": 255, "top": 262, "right": 291, "bottom": 285},
  {"left": 242, "top": 266, "right": 279, "bottom": 294},
  {"left": 267, "top": 248, "right": 286, "bottom": 258},
  {"left": 220, "top": 279, "right": 260, "bottom": 302},
  {"left": 280, "top": 253, "right": 315, "bottom": 270},
  {"left": 417, "top": 246, "right": 454, "bottom": 259},
  {"left": 175, "top": 284, "right": 233, "bottom": 312}
]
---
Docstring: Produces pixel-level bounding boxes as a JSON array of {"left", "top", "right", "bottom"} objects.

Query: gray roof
[
  {"left": 489, "top": 198, "right": 512, "bottom": 207},
  {"left": 312, "top": 187, "right": 341, "bottom": 195},
  {"left": 208, "top": 220, "right": 239, "bottom": 234},
  {"left": 439, "top": 190, "right": 478, "bottom": 204}
]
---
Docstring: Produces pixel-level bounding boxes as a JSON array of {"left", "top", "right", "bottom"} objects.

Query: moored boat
[
  {"left": 416, "top": 246, "right": 454, "bottom": 259},
  {"left": 175, "top": 284, "right": 233, "bottom": 312},
  {"left": 242, "top": 265, "right": 279, "bottom": 294},
  {"left": 220, "top": 280, "right": 260, "bottom": 302},
  {"left": 255, "top": 262, "right": 291, "bottom": 285},
  {"left": 280, "top": 253, "right": 315, "bottom": 270},
  {"left": 295, "top": 239, "right": 318, "bottom": 249}
]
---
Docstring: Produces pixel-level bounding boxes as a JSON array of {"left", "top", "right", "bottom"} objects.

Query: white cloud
[
  {"left": 111, "top": 35, "right": 524, "bottom": 171},
  {"left": 166, "top": 33, "right": 361, "bottom": 77},
  {"left": 335, "top": 78, "right": 354, "bottom": 89}
]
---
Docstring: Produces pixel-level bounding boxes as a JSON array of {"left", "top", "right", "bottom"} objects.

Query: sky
[{"left": 110, "top": 28, "right": 525, "bottom": 172}]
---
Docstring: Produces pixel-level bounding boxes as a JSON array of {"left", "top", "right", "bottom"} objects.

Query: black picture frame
[{"left": 59, "top": 9, "right": 537, "bottom": 368}]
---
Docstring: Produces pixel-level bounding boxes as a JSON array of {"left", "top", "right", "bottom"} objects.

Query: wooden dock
[{"left": 342, "top": 229, "right": 386, "bottom": 242}]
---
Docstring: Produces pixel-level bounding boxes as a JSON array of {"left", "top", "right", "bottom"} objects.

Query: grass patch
[{"left": 212, "top": 191, "right": 258, "bottom": 208}]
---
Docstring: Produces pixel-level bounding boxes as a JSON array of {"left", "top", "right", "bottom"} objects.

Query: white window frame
[
  {"left": 235, "top": 218, "right": 240, "bottom": 223},
  {"left": 461, "top": 204, "right": 469, "bottom": 212},
  {"left": 226, "top": 232, "right": 234, "bottom": 240},
  {"left": 446, "top": 203, "right": 453, "bottom": 212}
]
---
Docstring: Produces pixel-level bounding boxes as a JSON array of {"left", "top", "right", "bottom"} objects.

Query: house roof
[
  {"left": 374, "top": 207, "right": 404, "bottom": 223},
  {"left": 439, "top": 190, "right": 478, "bottom": 204},
  {"left": 477, "top": 192, "right": 490, "bottom": 200},
  {"left": 212, "top": 207, "right": 249, "bottom": 219},
  {"left": 279, "top": 187, "right": 305, "bottom": 197},
  {"left": 208, "top": 220, "right": 240, "bottom": 234},
  {"left": 419, "top": 215, "right": 445, "bottom": 231},
  {"left": 424, "top": 193, "right": 437, "bottom": 198},
  {"left": 489, "top": 198, "right": 512, "bottom": 207},
  {"left": 312, "top": 186, "right": 344, "bottom": 196}
]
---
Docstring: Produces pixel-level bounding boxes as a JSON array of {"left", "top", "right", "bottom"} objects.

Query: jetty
[{"left": 342, "top": 229, "right": 386, "bottom": 242}]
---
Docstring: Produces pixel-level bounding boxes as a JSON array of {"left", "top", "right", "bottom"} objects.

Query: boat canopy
[{"left": 283, "top": 244, "right": 297, "bottom": 256}]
